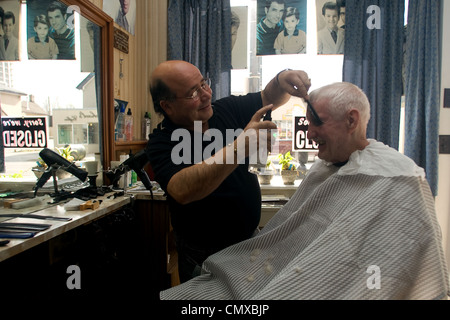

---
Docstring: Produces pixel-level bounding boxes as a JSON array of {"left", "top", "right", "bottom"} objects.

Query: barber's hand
[
  {"left": 277, "top": 70, "right": 311, "bottom": 100},
  {"left": 238, "top": 105, "right": 277, "bottom": 158}
]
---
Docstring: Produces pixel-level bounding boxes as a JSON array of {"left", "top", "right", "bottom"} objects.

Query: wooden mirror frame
[{"left": 60, "top": 0, "right": 114, "bottom": 175}]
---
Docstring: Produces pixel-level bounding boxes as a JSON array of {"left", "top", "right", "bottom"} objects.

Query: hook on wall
[{"left": 119, "top": 59, "right": 124, "bottom": 79}]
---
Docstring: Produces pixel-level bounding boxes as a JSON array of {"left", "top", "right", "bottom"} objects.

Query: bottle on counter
[
  {"left": 131, "top": 170, "right": 137, "bottom": 186},
  {"left": 115, "top": 104, "right": 126, "bottom": 141},
  {"left": 125, "top": 107, "right": 134, "bottom": 141},
  {"left": 142, "top": 112, "right": 151, "bottom": 140},
  {"left": 119, "top": 154, "right": 130, "bottom": 188}
]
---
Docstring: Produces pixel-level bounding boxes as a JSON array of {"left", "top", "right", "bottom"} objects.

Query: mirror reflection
[{"left": 0, "top": 0, "right": 101, "bottom": 190}]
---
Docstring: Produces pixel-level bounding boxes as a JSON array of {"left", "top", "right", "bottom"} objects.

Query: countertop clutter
[
  {"left": 0, "top": 191, "right": 131, "bottom": 262},
  {"left": 0, "top": 178, "right": 297, "bottom": 298},
  {"left": 0, "top": 189, "right": 143, "bottom": 297}
]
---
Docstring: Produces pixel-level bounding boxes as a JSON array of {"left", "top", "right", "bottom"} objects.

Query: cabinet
[{"left": 133, "top": 194, "right": 180, "bottom": 296}]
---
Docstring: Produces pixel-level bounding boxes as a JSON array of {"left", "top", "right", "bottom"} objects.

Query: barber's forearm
[{"left": 167, "top": 143, "right": 239, "bottom": 205}]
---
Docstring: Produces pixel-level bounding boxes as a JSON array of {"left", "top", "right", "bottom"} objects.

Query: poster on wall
[
  {"left": 27, "top": 0, "right": 76, "bottom": 60},
  {"left": 0, "top": 0, "right": 21, "bottom": 61},
  {"left": 103, "top": 0, "right": 136, "bottom": 36},
  {"left": 316, "top": 0, "right": 345, "bottom": 55},
  {"left": 231, "top": 6, "right": 248, "bottom": 69},
  {"left": 256, "top": 0, "right": 307, "bottom": 56},
  {"left": 80, "top": 16, "right": 95, "bottom": 72}
]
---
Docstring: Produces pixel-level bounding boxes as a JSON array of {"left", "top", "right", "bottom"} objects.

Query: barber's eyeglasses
[
  {"left": 306, "top": 100, "right": 324, "bottom": 126},
  {"left": 179, "top": 78, "right": 211, "bottom": 101}
]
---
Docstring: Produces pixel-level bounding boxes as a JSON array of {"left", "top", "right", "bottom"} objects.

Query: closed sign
[
  {"left": 293, "top": 116, "right": 318, "bottom": 151},
  {"left": 2, "top": 117, "right": 48, "bottom": 148}
]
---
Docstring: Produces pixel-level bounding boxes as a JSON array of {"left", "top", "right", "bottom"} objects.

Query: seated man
[{"left": 160, "top": 82, "right": 450, "bottom": 300}]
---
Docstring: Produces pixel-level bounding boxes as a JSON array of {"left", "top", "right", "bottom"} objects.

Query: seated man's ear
[{"left": 347, "top": 109, "right": 360, "bottom": 132}]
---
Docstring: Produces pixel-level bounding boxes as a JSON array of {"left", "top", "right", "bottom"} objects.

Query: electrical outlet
[
  {"left": 439, "top": 135, "right": 450, "bottom": 154},
  {"left": 444, "top": 89, "right": 450, "bottom": 108}
]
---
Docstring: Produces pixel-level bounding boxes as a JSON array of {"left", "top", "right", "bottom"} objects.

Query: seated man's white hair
[{"left": 309, "top": 82, "right": 371, "bottom": 127}]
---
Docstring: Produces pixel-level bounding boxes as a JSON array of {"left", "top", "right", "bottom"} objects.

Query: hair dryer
[{"left": 34, "top": 148, "right": 88, "bottom": 196}]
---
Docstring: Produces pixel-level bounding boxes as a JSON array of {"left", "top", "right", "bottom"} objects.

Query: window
[
  {"left": 58, "top": 124, "right": 73, "bottom": 145},
  {"left": 231, "top": 0, "right": 343, "bottom": 173},
  {"left": 0, "top": 1, "right": 102, "bottom": 182}
]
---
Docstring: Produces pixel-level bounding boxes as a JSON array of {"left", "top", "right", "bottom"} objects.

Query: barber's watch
[{"left": 276, "top": 68, "right": 292, "bottom": 85}]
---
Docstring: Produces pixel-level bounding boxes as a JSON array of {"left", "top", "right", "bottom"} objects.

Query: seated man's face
[
  {"left": 306, "top": 99, "right": 352, "bottom": 163},
  {"left": 323, "top": 9, "right": 339, "bottom": 30}
]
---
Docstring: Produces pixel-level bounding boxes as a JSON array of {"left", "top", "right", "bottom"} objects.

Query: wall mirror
[{"left": 0, "top": 0, "right": 113, "bottom": 189}]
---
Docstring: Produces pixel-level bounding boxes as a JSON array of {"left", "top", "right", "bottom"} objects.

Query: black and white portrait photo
[
  {"left": 103, "top": 0, "right": 136, "bottom": 35},
  {"left": 0, "top": 0, "right": 21, "bottom": 61},
  {"left": 256, "top": 0, "right": 307, "bottom": 56},
  {"left": 231, "top": 6, "right": 247, "bottom": 69},
  {"left": 27, "top": 0, "right": 76, "bottom": 60},
  {"left": 316, "top": 0, "right": 345, "bottom": 55}
]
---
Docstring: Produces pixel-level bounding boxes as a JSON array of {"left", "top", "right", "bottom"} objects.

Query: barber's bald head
[
  {"left": 151, "top": 60, "right": 199, "bottom": 87},
  {"left": 150, "top": 61, "right": 202, "bottom": 114},
  {"left": 150, "top": 61, "right": 213, "bottom": 130}
]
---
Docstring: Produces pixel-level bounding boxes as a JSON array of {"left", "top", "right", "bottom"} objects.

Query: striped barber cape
[{"left": 161, "top": 140, "right": 450, "bottom": 300}]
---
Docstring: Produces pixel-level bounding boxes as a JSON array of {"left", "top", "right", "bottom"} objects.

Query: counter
[
  {"left": 0, "top": 192, "right": 131, "bottom": 262},
  {"left": 260, "top": 175, "right": 300, "bottom": 226}
]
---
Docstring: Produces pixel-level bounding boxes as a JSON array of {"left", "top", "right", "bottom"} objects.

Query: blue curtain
[
  {"left": 168, "top": 0, "right": 232, "bottom": 101},
  {"left": 343, "top": 0, "right": 405, "bottom": 150},
  {"left": 404, "top": 0, "right": 441, "bottom": 196}
]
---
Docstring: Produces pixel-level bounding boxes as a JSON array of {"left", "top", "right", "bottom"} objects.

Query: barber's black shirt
[{"left": 146, "top": 93, "right": 263, "bottom": 250}]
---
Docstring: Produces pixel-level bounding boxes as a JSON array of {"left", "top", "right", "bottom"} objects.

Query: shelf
[
  {"left": 114, "top": 140, "right": 148, "bottom": 147},
  {"left": 114, "top": 140, "right": 148, "bottom": 159}
]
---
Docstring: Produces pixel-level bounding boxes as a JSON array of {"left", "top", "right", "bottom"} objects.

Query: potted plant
[
  {"left": 278, "top": 151, "right": 298, "bottom": 185},
  {"left": 258, "top": 159, "right": 274, "bottom": 185},
  {"left": 33, "top": 146, "right": 75, "bottom": 180}
]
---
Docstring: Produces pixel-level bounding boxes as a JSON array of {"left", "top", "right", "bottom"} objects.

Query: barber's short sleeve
[
  {"left": 146, "top": 130, "right": 190, "bottom": 192},
  {"left": 212, "top": 93, "right": 263, "bottom": 128}
]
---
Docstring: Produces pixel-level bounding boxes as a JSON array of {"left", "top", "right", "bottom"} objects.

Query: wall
[
  {"left": 436, "top": 0, "right": 450, "bottom": 270},
  {"left": 0, "top": 93, "right": 21, "bottom": 116},
  {"left": 89, "top": 0, "right": 167, "bottom": 160}
]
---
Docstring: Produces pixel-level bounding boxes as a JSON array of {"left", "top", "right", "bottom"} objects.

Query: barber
[{"left": 146, "top": 61, "right": 310, "bottom": 282}]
